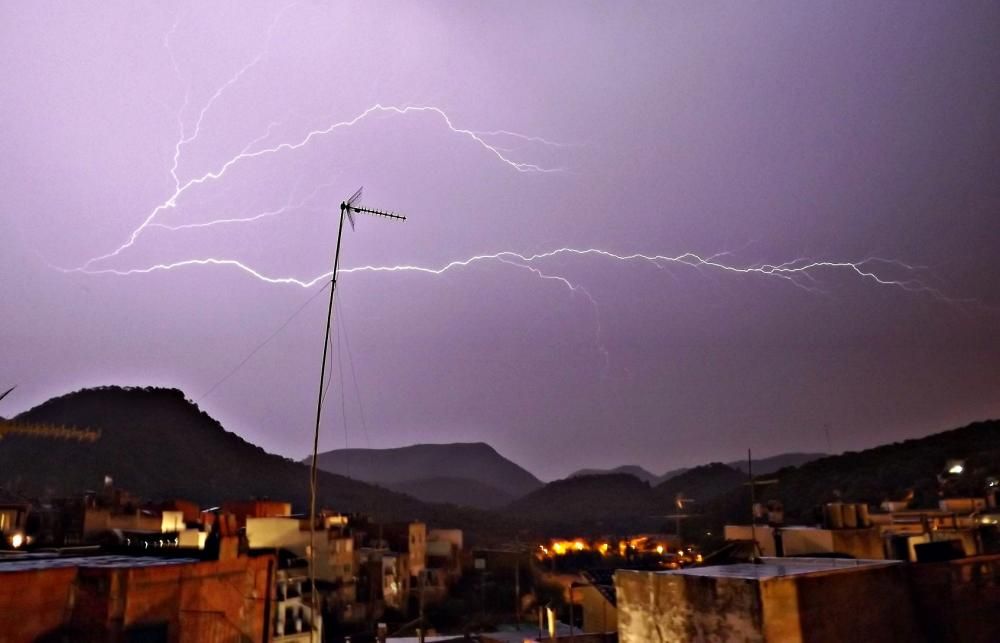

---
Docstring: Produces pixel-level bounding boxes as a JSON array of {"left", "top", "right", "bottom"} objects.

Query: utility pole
[
  {"left": 514, "top": 555, "right": 521, "bottom": 627},
  {"left": 418, "top": 569, "right": 425, "bottom": 626},
  {"left": 307, "top": 187, "right": 406, "bottom": 642},
  {"left": 514, "top": 535, "right": 522, "bottom": 629}
]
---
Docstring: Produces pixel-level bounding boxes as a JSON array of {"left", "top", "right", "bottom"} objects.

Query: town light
[
  {"left": 656, "top": 545, "right": 664, "bottom": 554},
  {"left": 948, "top": 463, "right": 964, "bottom": 475},
  {"left": 10, "top": 533, "right": 24, "bottom": 549}
]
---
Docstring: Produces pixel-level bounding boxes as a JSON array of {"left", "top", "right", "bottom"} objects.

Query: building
[
  {"left": 246, "top": 514, "right": 358, "bottom": 587},
  {"left": 426, "top": 528, "right": 463, "bottom": 584},
  {"left": 382, "top": 521, "right": 427, "bottom": 577},
  {"left": 272, "top": 569, "right": 322, "bottom": 642},
  {"left": 0, "top": 502, "right": 30, "bottom": 549},
  {"left": 0, "top": 552, "right": 274, "bottom": 642},
  {"left": 724, "top": 524, "right": 885, "bottom": 560},
  {"left": 907, "top": 553, "right": 1000, "bottom": 642},
  {"left": 356, "top": 548, "right": 411, "bottom": 611},
  {"left": 576, "top": 570, "right": 617, "bottom": 635},
  {"left": 615, "top": 557, "right": 916, "bottom": 643},
  {"left": 725, "top": 497, "right": 996, "bottom": 562},
  {"left": 221, "top": 499, "right": 292, "bottom": 526}
]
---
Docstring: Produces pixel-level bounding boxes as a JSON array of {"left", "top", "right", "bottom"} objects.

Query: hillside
[
  {"left": 569, "top": 465, "right": 661, "bottom": 485},
  {"left": 570, "top": 453, "right": 825, "bottom": 486},
  {"left": 385, "top": 477, "right": 515, "bottom": 510},
  {"left": 727, "top": 452, "right": 826, "bottom": 475},
  {"left": 694, "top": 420, "right": 1000, "bottom": 546},
  {"left": 306, "top": 442, "right": 542, "bottom": 499},
  {"left": 0, "top": 387, "right": 438, "bottom": 522},
  {"left": 653, "top": 463, "right": 746, "bottom": 505},
  {"left": 504, "top": 473, "right": 664, "bottom": 534}
]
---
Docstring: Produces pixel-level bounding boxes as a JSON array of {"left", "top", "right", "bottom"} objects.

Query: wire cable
[{"left": 198, "top": 281, "right": 331, "bottom": 401}]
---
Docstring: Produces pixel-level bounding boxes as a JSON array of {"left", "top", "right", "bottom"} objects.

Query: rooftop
[
  {"left": 0, "top": 554, "right": 199, "bottom": 573},
  {"left": 665, "top": 557, "right": 900, "bottom": 581}
]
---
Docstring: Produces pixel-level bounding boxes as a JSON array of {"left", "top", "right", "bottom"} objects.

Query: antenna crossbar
[{"left": 344, "top": 204, "right": 406, "bottom": 221}]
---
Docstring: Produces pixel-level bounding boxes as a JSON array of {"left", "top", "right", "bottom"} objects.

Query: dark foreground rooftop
[
  {"left": 0, "top": 554, "right": 199, "bottom": 573},
  {"left": 668, "top": 556, "right": 900, "bottom": 580}
]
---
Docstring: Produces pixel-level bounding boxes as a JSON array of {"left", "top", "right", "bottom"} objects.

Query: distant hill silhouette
[
  {"left": 385, "top": 477, "right": 515, "bottom": 510},
  {"left": 652, "top": 463, "right": 746, "bottom": 505},
  {"left": 0, "top": 387, "right": 446, "bottom": 523},
  {"left": 504, "top": 473, "right": 661, "bottom": 533},
  {"left": 305, "top": 443, "right": 542, "bottom": 499},
  {"left": 727, "top": 452, "right": 826, "bottom": 476},
  {"left": 4, "top": 387, "right": 994, "bottom": 545},
  {"left": 569, "top": 465, "right": 661, "bottom": 485},
  {"left": 570, "top": 453, "right": 824, "bottom": 486}
]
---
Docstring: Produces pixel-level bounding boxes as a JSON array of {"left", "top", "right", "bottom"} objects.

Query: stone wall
[{"left": 615, "top": 570, "right": 764, "bottom": 643}]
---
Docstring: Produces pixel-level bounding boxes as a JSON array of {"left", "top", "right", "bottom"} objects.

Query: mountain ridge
[
  {"left": 569, "top": 452, "right": 826, "bottom": 485},
  {"left": 305, "top": 442, "right": 542, "bottom": 499},
  {"left": 0, "top": 386, "right": 440, "bottom": 523}
]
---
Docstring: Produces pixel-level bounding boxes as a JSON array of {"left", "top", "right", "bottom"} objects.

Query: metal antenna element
[
  {"left": 307, "top": 187, "right": 406, "bottom": 641},
  {"left": 0, "top": 386, "right": 15, "bottom": 405}
]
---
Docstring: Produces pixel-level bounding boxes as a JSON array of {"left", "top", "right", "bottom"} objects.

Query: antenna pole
[
  {"left": 748, "top": 448, "right": 758, "bottom": 563},
  {"left": 305, "top": 190, "right": 405, "bottom": 643},
  {"left": 307, "top": 204, "right": 347, "bottom": 642}
]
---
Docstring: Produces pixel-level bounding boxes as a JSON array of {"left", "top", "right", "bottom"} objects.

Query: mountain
[
  {"left": 727, "top": 452, "right": 826, "bottom": 476},
  {"left": 305, "top": 443, "right": 542, "bottom": 499},
  {"left": 385, "top": 477, "right": 515, "bottom": 510},
  {"left": 0, "top": 387, "right": 435, "bottom": 522},
  {"left": 751, "top": 421, "right": 1000, "bottom": 520},
  {"left": 692, "top": 420, "right": 1000, "bottom": 546},
  {"left": 569, "top": 453, "right": 825, "bottom": 486},
  {"left": 504, "top": 473, "right": 661, "bottom": 533},
  {"left": 652, "top": 463, "right": 746, "bottom": 504},
  {"left": 569, "top": 465, "right": 661, "bottom": 485}
]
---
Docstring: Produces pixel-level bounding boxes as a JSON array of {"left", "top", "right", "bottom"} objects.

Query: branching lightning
[
  {"left": 74, "top": 102, "right": 562, "bottom": 272},
  {"left": 55, "top": 4, "right": 977, "bottom": 378},
  {"left": 64, "top": 3, "right": 562, "bottom": 274}
]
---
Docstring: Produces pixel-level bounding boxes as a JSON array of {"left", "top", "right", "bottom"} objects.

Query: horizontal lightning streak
[{"left": 64, "top": 247, "right": 963, "bottom": 304}]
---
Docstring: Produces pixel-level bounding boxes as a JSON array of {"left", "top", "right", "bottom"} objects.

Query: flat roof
[
  {"left": 0, "top": 555, "right": 199, "bottom": 573},
  {"left": 665, "top": 557, "right": 900, "bottom": 580}
]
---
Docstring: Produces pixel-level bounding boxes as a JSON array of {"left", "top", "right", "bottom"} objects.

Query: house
[{"left": 615, "top": 557, "right": 916, "bottom": 643}]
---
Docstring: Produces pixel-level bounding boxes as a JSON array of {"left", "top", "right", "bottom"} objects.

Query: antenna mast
[{"left": 307, "top": 187, "right": 405, "bottom": 641}]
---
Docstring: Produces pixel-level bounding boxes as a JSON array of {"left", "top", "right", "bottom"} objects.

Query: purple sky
[{"left": 2, "top": 2, "right": 998, "bottom": 480}]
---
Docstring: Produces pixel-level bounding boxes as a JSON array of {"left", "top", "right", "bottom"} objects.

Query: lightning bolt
[
  {"left": 76, "top": 103, "right": 561, "bottom": 271},
  {"left": 65, "top": 248, "right": 962, "bottom": 300},
  {"left": 69, "top": 3, "right": 562, "bottom": 274},
  {"left": 64, "top": 247, "right": 973, "bottom": 374},
  {"left": 470, "top": 130, "right": 575, "bottom": 148},
  {"left": 146, "top": 180, "right": 334, "bottom": 233},
  {"left": 54, "top": 6, "right": 981, "bottom": 377}
]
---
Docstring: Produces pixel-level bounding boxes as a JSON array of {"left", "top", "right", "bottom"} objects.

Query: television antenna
[
  {"left": 0, "top": 386, "right": 101, "bottom": 443},
  {"left": 306, "top": 187, "right": 405, "bottom": 640}
]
